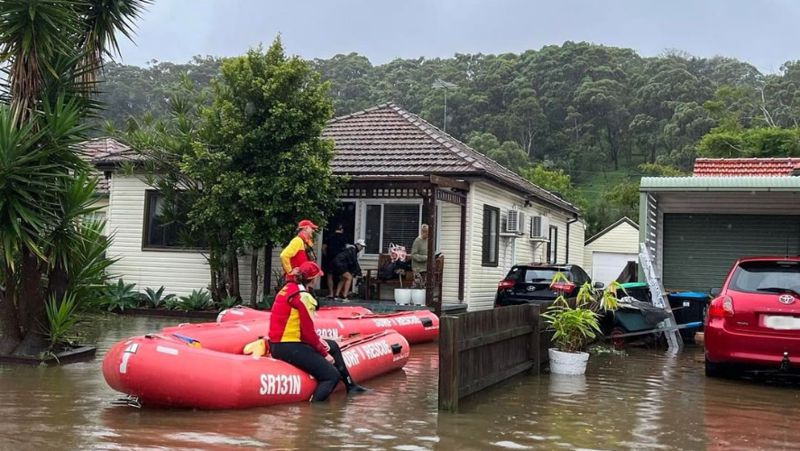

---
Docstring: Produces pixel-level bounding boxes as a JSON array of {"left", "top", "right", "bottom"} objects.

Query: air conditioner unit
[
  {"left": 530, "top": 215, "right": 549, "bottom": 241},
  {"left": 505, "top": 210, "right": 523, "bottom": 234}
]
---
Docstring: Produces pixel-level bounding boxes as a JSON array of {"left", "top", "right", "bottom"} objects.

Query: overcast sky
[{"left": 117, "top": 0, "right": 799, "bottom": 73}]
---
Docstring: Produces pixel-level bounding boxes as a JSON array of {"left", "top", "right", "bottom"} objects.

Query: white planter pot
[
  {"left": 394, "top": 288, "right": 412, "bottom": 305},
  {"left": 548, "top": 348, "right": 589, "bottom": 375},
  {"left": 410, "top": 289, "right": 426, "bottom": 306}
]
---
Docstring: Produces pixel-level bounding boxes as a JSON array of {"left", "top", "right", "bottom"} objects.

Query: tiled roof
[
  {"left": 80, "top": 137, "right": 138, "bottom": 166},
  {"left": 324, "top": 103, "right": 578, "bottom": 214},
  {"left": 76, "top": 138, "right": 128, "bottom": 194},
  {"left": 84, "top": 105, "right": 579, "bottom": 214},
  {"left": 693, "top": 158, "right": 800, "bottom": 177}
]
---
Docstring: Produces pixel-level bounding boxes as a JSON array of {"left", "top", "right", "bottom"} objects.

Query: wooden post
[
  {"left": 528, "top": 304, "right": 541, "bottom": 374},
  {"left": 458, "top": 201, "right": 466, "bottom": 302},
  {"left": 438, "top": 315, "right": 461, "bottom": 411},
  {"left": 425, "top": 189, "right": 438, "bottom": 315}
]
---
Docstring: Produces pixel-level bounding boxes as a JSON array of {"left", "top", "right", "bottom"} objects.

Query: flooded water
[{"left": 1, "top": 315, "right": 799, "bottom": 450}]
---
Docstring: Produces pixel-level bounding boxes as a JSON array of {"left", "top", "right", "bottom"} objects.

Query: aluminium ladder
[{"left": 639, "top": 243, "right": 683, "bottom": 353}]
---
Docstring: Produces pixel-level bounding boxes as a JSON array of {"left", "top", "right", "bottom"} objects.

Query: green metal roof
[{"left": 640, "top": 176, "right": 800, "bottom": 192}]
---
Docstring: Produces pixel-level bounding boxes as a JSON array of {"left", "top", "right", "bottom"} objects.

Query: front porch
[{"left": 328, "top": 175, "right": 469, "bottom": 316}]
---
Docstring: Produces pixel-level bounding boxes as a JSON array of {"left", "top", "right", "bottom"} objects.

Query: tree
[
  {"left": 521, "top": 165, "right": 585, "bottom": 211},
  {"left": 0, "top": 0, "right": 146, "bottom": 355},
  {"left": 466, "top": 131, "right": 530, "bottom": 173},
  {"left": 129, "top": 39, "right": 343, "bottom": 304}
]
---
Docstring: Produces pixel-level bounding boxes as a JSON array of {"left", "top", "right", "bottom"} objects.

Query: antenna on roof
[{"left": 431, "top": 79, "right": 458, "bottom": 133}]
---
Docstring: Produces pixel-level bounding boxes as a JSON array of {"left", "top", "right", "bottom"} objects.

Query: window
[
  {"left": 482, "top": 205, "right": 499, "bottom": 266},
  {"left": 547, "top": 225, "right": 558, "bottom": 263},
  {"left": 730, "top": 260, "right": 800, "bottom": 294},
  {"left": 364, "top": 203, "right": 421, "bottom": 254},
  {"left": 142, "top": 191, "right": 196, "bottom": 249}
]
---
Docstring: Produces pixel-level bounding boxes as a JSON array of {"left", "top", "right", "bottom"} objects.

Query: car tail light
[
  {"left": 708, "top": 296, "right": 735, "bottom": 318},
  {"left": 550, "top": 281, "right": 576, "bottom": 295},
  {"left": 498, "top": 279, "right": 515, "bottom": 291}
]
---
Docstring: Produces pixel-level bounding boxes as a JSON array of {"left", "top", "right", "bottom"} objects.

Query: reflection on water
[{"left": 1, "top": 315, "right": 800, "bottom": 450}]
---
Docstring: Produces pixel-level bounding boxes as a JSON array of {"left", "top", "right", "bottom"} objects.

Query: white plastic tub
[{"left": 394, "top": 288, "right": 411, "bottom": 305}]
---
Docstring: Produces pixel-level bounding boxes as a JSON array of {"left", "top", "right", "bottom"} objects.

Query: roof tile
[
  {"left": 693, "top": 158, "right": 800, "bottom": 177},
  {"left": 324, "top": 103, "right": 577, "bottom": 213}
]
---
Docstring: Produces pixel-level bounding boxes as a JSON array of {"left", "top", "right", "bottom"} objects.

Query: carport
[{"left": 639, "top": 176, "right": 800, "bottom": 292}]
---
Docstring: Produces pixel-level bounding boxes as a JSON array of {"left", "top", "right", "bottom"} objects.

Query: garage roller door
[{"left": 662, "top": 214, "right": 800, "bottom": 292}]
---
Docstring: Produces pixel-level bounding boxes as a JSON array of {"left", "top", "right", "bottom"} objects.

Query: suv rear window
[
  {"left": 508, "top": 267, "right": 570, "bottom": 283},
  {"left": 729, "top": 261, "right": 800, "bottom": 294}
]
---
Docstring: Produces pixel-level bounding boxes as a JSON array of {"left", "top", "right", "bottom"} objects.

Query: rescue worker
[
  {"left": 280, "top": 219, "right": 318, "bottom": 282},
  {"left": 268, "top": 261, "right": 368, "bottom": 402}
]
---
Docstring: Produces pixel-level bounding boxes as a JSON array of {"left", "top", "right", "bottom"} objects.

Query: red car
[{"left": 705, "top": 256, "right": 800, "bottom": 377}]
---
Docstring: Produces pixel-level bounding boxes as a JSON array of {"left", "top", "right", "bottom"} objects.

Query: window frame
[
  {"left": 141, "top": 189, "right": 205, "bottom": 252},
  {"left": 547, "top": 225, "right": 558, "bottom": 264},
  {"left": 362, "top": 200, "right": 423, "bottom": 256},
  {"left": 482, "top": 204, "right": 500, "bottom": 267}
]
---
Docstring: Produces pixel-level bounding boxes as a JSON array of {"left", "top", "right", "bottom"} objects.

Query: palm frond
[{"left": 0, "top": 0, "right": 80, "bottom": 121}]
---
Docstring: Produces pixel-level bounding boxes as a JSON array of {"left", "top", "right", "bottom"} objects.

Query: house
[
  {"left": 583, "top": 217, "right": 639, "bottom": 285},
  {"left": 89, "top": 103, "right": 585, "bottom": 311},
  {"left": 639, "top": 157, "right": 800, "bottom": 292}
]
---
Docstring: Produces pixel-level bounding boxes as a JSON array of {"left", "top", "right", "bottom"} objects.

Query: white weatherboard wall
[
  {"left": 465, "top": 181, "right": 584, "bottom": 311},
  {"left": 107, "top": 175, "right": 252, "bottom": 299},
  {"left": 583, "top": 219, "right": 639, "bottom": 281},
  {"left": 568, "top": 220, "right": 586, "bottom": 266}
]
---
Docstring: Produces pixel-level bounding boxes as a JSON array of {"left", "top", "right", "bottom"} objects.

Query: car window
[
  {"left": 729, "top": 261, "right": 800, "bottom": 294},
  {"left": 506, "top": 266, "right": 524, "bottom": 281},
  {"left": 572, "top": 267, "right": 589, "bottom": 285},
  {"left": 523, "top": 268, "right": 565, "bottom": 283}
]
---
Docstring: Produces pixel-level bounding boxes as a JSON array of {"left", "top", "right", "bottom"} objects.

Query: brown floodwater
[{"left": 1, "top": 314, "right": 799, "bottom": 450}]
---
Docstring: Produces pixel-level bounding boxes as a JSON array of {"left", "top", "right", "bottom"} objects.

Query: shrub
[
  {"left": 542, "top": 273, "right": 619, "bottom": 353},
  {"left": 45, "top": 292, "right": 80, "bottom": 349},
  {"left": 143, "top": 286, "right": 176, "bottom": 309},
  {"left": 258, "top": 294, "right": 275, "bottom": 310},
  {"left": 220, "top": 296, "right": 241, "bottom": 309},
  {"left": 177, "top": 289, "right": 213, "bottom": 311},
  {"left": 100, "top": 279, "right": 141, "bottom": 312}
]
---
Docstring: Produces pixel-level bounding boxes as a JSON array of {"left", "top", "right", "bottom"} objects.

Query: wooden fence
[{"left": 438, "top": 304, "right": 550, "bottom": 411}]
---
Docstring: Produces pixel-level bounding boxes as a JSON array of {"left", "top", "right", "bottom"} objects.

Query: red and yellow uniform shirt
[
  {"left": 280, "top": 233, "right": 315, "bottom": 276},
  {"left": 268, "top": 282, "right": 327, "bottom": 356}
]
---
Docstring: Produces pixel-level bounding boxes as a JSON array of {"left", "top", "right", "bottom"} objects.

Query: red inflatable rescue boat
[
  {"left": 198, "top": 307, "right": 438, "bottom": 348},
  {"left": 216, "top": 304, "right": 373, "bottom": 322},
  {"left": 102, "top": 330, "right": 410, "bottom": 409}
]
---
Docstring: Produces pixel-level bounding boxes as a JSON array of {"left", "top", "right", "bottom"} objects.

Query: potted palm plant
[{"left": 543, "top": 273, "right": 620, "bottom": 375}]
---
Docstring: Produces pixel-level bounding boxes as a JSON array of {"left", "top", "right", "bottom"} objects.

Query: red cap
[
  {"left": 298, "top": 261, "right": 324, "bottom": 279},
  {"left": 298, "top": 219, "right": 318, "bottom": 230}
]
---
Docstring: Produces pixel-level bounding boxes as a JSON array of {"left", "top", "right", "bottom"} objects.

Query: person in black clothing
[
  {"left": 322, "top": 224, "right": 347, "bottom": 298},
  {"left": 332, "top": 239, "right": 366, "bottom": 299}
]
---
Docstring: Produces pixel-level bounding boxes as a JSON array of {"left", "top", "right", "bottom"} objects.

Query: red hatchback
[{"left": 705, "top": 256, "right": 800, "bottom": 377}]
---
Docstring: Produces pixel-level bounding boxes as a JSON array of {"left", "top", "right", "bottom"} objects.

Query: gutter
[{"left": 565, "top": 216, "right": 580, "bottom": 264}]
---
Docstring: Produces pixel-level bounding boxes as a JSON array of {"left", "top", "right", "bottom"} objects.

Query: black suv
[{"left": 494, "top": 264, "right": 597, "bottom": 307}]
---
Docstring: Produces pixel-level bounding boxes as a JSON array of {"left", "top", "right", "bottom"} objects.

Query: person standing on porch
[
  {"left": 281, "top": 219, "right": 318, "bottom": 282},
  {"left": 332, "top": 239, "right": 366, "bottom": 300},
  {"left": 411, "top": 224, "right": 429, "bottom": 278},
  {"left": 322, "top": 224, "right": 347, "bottom": 298}
]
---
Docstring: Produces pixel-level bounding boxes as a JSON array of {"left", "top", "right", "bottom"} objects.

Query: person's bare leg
[
  {"left": 342, "top": 273, "right": 353, "bottom": 298},
  {"left": 326, "top": 274, "right": 335, "bottom": 298},
  {"left": 335, "top": 277, "right": 345, "bottom": 298}
]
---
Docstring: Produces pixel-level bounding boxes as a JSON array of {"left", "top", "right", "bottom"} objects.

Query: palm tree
[{"left": 0, "top": 0, "right": 148, "bottom": 355}]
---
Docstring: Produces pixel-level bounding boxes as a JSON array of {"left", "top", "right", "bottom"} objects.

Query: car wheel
[{"left": 705, "top": 358, "right": 730, "bottom": 378}]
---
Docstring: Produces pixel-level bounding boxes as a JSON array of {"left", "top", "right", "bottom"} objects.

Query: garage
[
  {"left": 591, "top": 251, "right": 639, "bottom": 285},
  {"left": 662, "top": 214, "right": 800, "bottom": 291},
  {"left": 640, "top": 158, "right": 800, "bottom": 293},
  {"left": 583, "top": 217, "right": 639, "bottom": 285}
]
